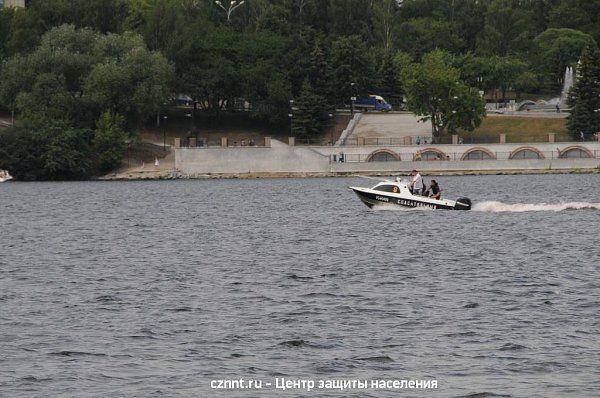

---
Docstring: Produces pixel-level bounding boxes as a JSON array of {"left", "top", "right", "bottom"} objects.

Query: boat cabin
[{"left": 371, "top": 179, "right": 409, "bottom": 194}]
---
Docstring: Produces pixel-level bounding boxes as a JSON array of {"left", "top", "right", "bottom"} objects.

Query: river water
[{"left": 1, "top": 174, "right": 599, "bottom": 397}]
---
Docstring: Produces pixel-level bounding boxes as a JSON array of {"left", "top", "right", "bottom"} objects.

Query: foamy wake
[{"left": 473, "top": 201, "right": 600, "bottom": 212}]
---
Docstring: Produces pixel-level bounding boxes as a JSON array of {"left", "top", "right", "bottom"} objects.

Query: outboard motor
[{"left": 454, "top": 197, "right": 472, "bottom": 211}]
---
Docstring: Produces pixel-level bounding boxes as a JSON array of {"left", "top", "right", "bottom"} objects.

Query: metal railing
[
  {"left": 438, "top": 135, "right": 498, "bottom": 144},
  {"left": 342, "top": 136, "right": 432, "bottom": 146},
  {"left": 338, "top": 135, "right": 596, "bottom": 146},
  {"left": 295, "top": 138, "right": 337, "bottom": 146},
  {"left": 179, "top": 138, "right": 265, "bottom": 148},
  {"left": 329, "top": 150, "right": 600, "bottom": 163}
]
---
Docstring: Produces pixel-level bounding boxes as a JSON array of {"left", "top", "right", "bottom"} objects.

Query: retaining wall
[
  {"left": 175, "top": 139, "right": 330, "bottom": 174},
  {"left": 175, "top": 139, "right": 600, "bottom": 176}
]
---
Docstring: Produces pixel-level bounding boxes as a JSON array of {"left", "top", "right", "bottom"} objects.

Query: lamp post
[
  {"left": 289, "top": 99, "right": 295, "bottom": 137},
  {"left": 184, "top": 100, "right": 197, "bottom": 134},
  {"left": 350, "top": 82, "right": 356, "bottom": 114},
  {"left": 328, "top": 113, "right": 334, "bottom": 145},
  {"left": 215, "top": 0, "right": 245, "bottom": 21},
  {"left": 162, "top": 115, "right": 168, "bottom": 151},
  {"left": 185, "top": 113, "right": 193, "bottom": 146}
]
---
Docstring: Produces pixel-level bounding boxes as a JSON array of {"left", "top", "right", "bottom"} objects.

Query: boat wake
[
  {"left": 473, "top": 201, "right": 600, "bottom": 212},
  {"left": 370, "top": 201, "right": 600, "bottom": 212}
]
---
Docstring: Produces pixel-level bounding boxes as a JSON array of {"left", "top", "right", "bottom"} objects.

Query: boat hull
[
  {"left": 351, "top": 188, "right": 456, "bottom": 210},
  {"left": 350, "top": 187, "right": 471, "bottom": 210}
]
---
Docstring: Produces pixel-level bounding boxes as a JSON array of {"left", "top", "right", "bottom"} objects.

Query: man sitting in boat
[
  {"left": 426, "top": 179, "right": 442, "bottom": 200},
  {"left": 409, "top": 170, "right": 425, "bottom": 195}
]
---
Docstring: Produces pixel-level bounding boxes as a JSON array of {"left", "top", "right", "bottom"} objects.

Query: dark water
[{"left": 1, "top": 174, "right": 599, "bottom": 398}]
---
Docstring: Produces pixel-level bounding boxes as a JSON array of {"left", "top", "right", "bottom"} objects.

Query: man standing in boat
[{"left": 409, "top": 169, "right": 424, "bottom": 195}]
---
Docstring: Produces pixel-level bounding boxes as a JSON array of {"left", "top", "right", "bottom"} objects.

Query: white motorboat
[
  {"left": 350, "top": 177, "right": 472, "bottom": 210},
  {"left": 0, "top": 171, "right": 13, "bottom": 183}
]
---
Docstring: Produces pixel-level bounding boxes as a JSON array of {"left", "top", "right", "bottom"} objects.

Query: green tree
[
  {"left": 85, "top": 32, "right": 174, "bottom": 126},
  {"left": 30, "top": 0, "right": 130, "bottom": 34},
  {"left": 371, "top": 0, "right": 401, "bottom": 51},
  {"left": 534, "top": 28, "right": 597, "bottom": 88},
  {"left": 0, "top": 127, "right": 42, "bottom": 181},
  {"left": 330, "top": 35, "right": 375, "bottom": 104},
  {"left": 292, "top": 79, "right": 326, "bottom": 139},
  {"left": 477, "top": 0, "right": 534, "bottom": 56},
  {"left": 398, "top": 0, "right": 485, "bottom": 53},
  {"left": 0, "top": 24, "right": 173, "bottom": 179},
  {"left": 512, "top": 71, "right": 541, "bottom": 100},
  {"left": 173, "top": 20, "right": 290, "bottom": 121},
  {"left": 375, "top": 50, "right": 406, "bottom": 108},
  {"left": 397, "top": 17, "right": 464, "bottom": 60},
  {"left": 93, "top": 112, "right": 128, "bottom": 172},
  {"left": 308, "top": 41, "right": 334, "bottom": 105},
  {"left": 140, "top": 0, "right": 183, "bottom": 56},
  {"left": 329, "top": 0, "right": 374, "bottom": 39},
  {"left": 243, "top": 0, "right": 294, "bottom": 34},
  {"left": 454, "top": 53, "right": 489, "bottom": 89},
  {"left": 451, "top": 0, "right": 487, "bottom": 52},
  {"left": 239, "top": 31, "right": 292, "bottom": 123},
  {"left": 456, "top": 54, "right": 529, "bottom": 103},
  {"left": 281, "top": 28, "right": 314, "bottom": 97},
  {"left": 0, "top": 118, "right": 93, "bottom": 180},
  {"left": 567, "top": 45, "right": 600, "bottom": 138},
  {"left": 41, "top": 123, "right": 93, "bottom": 180},
  {"left": 486, "top": 55, "right": 528, "bottom": 105},
  {"left": 548, "top": 0, "right": 591, "bottom": 32},
  {"left": 0, "top": 25, "right": 173, "bottom": 129},
  {"left": 0, "top": 9, "right": 12, "bottom": 60},
  {"left": 401, "top": 50, "right": 486, "bottom": 143},
  {"left": 173, "top": 23, "right": 239, "bottom": 116},
  {"left": 0, "top": 6, "right": 42, "bottom": 57}
]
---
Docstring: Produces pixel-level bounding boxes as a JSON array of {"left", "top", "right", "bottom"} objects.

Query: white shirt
[{"left": 411, "top": 173, "right": 423, "bottom": 190}]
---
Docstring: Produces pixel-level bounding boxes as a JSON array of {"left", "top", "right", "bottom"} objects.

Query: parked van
[{"left": 353, "top": 95, "right": 393, "bottom": 112}]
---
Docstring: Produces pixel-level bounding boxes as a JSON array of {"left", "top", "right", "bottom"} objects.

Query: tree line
[{"left": 0, "top": 0, "right": 599, "bottom": 179}]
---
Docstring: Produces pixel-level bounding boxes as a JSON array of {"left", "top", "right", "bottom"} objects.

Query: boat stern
[{"left": 453, "top": 197, "right": 472, "bottom": 210}]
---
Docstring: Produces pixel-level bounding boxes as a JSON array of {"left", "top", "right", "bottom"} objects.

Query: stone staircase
[{"left": 346, "top": 113, "right": 432, "bottom": 144}]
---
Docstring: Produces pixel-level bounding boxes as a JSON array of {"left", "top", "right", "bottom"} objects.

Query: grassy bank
[{"left": 472, "top": 116, "right": 569, "bottom": 142}]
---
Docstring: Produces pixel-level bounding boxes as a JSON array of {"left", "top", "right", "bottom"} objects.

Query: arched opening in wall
[
  {"left": 416, "top": 148, "right": 446, "bottom": 161},
  {"left": 366, "top": 149, "right": 400, "bottom": 162},
  {"left": 509, "top": 147, "right": 545, "bottom": 159},
  {"left": 559, "top": 146, "right": 592, "bottom": 158},
  {"left": 461, "top": 147, "right": 496, "bottom": 160}
]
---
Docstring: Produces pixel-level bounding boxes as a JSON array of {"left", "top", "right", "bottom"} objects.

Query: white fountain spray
[{"left": 559, "top": 66, "right": 574, "bottom": 107}]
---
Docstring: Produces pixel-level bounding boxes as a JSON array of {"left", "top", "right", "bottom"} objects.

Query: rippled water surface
[{"left": 1, "top": 174, "right": 599, "bottom": 398}]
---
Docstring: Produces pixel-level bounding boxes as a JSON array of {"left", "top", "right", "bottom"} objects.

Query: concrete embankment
[
  {"left": 170, "top": 139, "right": 600, "bottom": 179},
  {"left": 101, "top": 139, "right": 600, "bottom": 180}
]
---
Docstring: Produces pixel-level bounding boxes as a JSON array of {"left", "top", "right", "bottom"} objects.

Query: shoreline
[{"left": 97, "top": 167, "right": 600, "bottom": 181}]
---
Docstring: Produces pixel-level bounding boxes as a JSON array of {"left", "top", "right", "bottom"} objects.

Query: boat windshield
[{"left": 374, "top": 184, "right": 400, "bottom": 193}]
